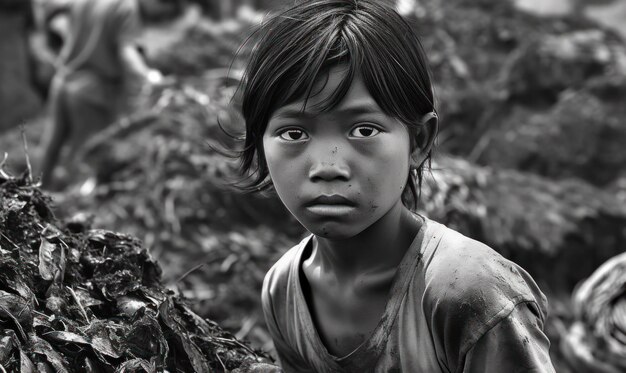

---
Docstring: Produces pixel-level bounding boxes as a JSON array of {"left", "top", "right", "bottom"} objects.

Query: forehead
[{"left": 271, "top": 65, "right": 382, "bottom": 119}]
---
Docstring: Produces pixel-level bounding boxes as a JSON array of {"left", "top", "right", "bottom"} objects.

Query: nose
[{"left": 308, "top": 145, "right": 350, "bottom": 182}]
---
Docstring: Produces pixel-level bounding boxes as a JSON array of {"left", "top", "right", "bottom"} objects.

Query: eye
[
  {"left": 278, "top": 129, "right": 308, "bottom": 141},
  {"left": 350, "top": 125, "right": 380, "bottom": 138}
]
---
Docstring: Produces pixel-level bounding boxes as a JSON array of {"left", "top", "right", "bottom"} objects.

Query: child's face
[{"left": 263, "top": 66, "right": 413, "bottom": 239}]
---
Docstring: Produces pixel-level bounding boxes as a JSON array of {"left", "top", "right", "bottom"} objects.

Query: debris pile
[{"left": 0, "top": 169, "right": 272, "bottom": 372}]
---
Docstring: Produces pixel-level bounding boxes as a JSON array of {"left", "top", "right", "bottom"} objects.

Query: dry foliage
[{"left": 0, "top": 169, "right": 272, "bottom": 372}]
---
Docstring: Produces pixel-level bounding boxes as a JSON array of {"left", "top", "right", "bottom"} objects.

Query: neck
[{"left": 311, "top": 203, "right": 422, "bottom": 278}]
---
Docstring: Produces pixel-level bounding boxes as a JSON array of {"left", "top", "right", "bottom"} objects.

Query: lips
[
  {"left": 304, "top": 195, "right": 356, "bottom": 207},
  {"left": 303, "top": 195, "right": 357, "bottom": 216}
]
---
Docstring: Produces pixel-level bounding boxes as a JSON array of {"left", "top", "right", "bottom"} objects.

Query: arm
[
  {"left": 116, "top": 2, "right": 162, "bottom": 83},
  {"left": 119, "top": 44, "right": 161, "bottom": 82},
  {"left": 462, "top": 302, "right": 555, "bottom": 373}
]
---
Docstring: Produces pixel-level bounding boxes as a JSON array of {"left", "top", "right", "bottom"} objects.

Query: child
[{"left": 236, "top": 0, "right": 556, "bottom": 371}]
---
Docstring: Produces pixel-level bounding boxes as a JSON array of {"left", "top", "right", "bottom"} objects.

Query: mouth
[
  {"left": 304, "top": 195, "right": 356, "bottom": 216},
  {"left": 304, "top": 195, "right": 356, "bottom": 207}
]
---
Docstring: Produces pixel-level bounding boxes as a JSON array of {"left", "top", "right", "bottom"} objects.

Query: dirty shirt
[{"left": 262, "top": 217, "right": 556, "bottom": 372}]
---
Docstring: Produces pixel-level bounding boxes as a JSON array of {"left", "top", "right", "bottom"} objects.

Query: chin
[{"left": 305, "top": 223, "right": 364, "bottom": 241}]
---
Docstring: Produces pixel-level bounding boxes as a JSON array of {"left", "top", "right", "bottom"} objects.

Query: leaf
[
  {"left": 115, "top": 358, "right": 156, "bottom": 373},
  {"left": 44, "top": 283, "right": 68, "bottom": 316},
  {"left": 179, "top": 303, "right": 213, "bottom": 335},
  {"left": 20, "top": 350, "right": 35, "bottom": 373},
  {"left": 116, "top": 295, "right": 149, "bottom": 318},
  {"left": 81, "top": 320, "right": 125, "bottom": 359},
  {"left": 81, "top": 356, "right": 101, "bottom": 373},
  {"left": 0, "top": 329, "right": 20, "bottom": 365},
  {"left": 0, "top": 290, "right": 33, "bottom": 341},
  {"left": 159, "top": 298, "right": 211, "bottom": 373},
  {"left": 0, "top": 258, "right": 35, "bottom": 305},
  {"left": 96, "top": 270, "right": 142, "bottom": 300},
  {"left": 34, "top": 361, "right": 55, "bottom": 373},
  {"left": 43, "top": 331, "right": 91, "bottom": 346},
  {"left": 38, "top": 225, "right": 67, "bottom": 284},
  {"left": 73, "top": 287, "right": 104, "bottom": 309},
  {"left": 38, "top": 237, "right": 57, "bottom": 282},
  {"left": 29, "top": 335, "right": 69, "bottom": 373},
  {"left": 44, "top": 328, "right": 122, "bottom": 360},
  {"left": 125, "top": 309, "right": 168, "bottom": 367}
]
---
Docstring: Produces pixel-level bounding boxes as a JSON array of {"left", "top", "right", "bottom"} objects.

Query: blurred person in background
[
  {"left": 38, "top": 0, "right": 183, "bottom": 188},
  {"left": 29, "top": 0, "right": 75, "bottom": 98}
]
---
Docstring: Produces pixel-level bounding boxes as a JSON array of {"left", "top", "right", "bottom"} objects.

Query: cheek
[
  {"left": 360, "top": 143, "right": 410, "bottom": 202},
  {"left": 262, "top": 139, "right": 302, "bottom": 197},
  {"left": 262, "top": 139, "right": 282, "bottom": 181},
  {"left": 379, "top": 155, "right": 410, "bottom": 191}
]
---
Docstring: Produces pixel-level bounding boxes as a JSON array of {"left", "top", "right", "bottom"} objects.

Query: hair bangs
[
  {"left": 236, "top": 0, "right": 437, "bottom": 206},
  {"left": 269, "top": 20, "right": 360, "bottom": 116}
]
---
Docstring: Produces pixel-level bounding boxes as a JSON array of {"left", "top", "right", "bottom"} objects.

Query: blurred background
[{"left": 1, "top": 0, "right": 625, "bottom": 371}]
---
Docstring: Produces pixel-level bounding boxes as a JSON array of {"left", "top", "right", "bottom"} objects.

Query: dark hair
[{"left": 237, "top": 0, "right": 436, "bottom": 209}]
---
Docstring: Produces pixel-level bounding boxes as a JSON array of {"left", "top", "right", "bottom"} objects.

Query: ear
[{"left": 410, "top": 112, "right": 438, "bottom": 169}]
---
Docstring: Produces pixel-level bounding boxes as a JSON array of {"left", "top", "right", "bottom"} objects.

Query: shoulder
[
  {"left": 423, "top": 224, "right": 547, "bottom": 314},
  {"left": 261, "top": 235, "right": 311, "bottom": 354},
  {"left": 262, "top": 235, "right": 310, "bottom": 308},
  {"left": 421, "top": 224, "right": 548, "bottom": 367}
]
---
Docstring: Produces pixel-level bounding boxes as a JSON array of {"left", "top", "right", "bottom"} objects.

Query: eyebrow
[{"left": 273, "top": 103, "right": 382, "bottom": 119}]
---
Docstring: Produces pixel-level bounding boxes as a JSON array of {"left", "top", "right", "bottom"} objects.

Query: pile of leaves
[
  {"left": 0, "top": 169, "right": 272, "bottom": 372},
  {"left": 561, "top": 252, "right": 626, "bottom": 373}
]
